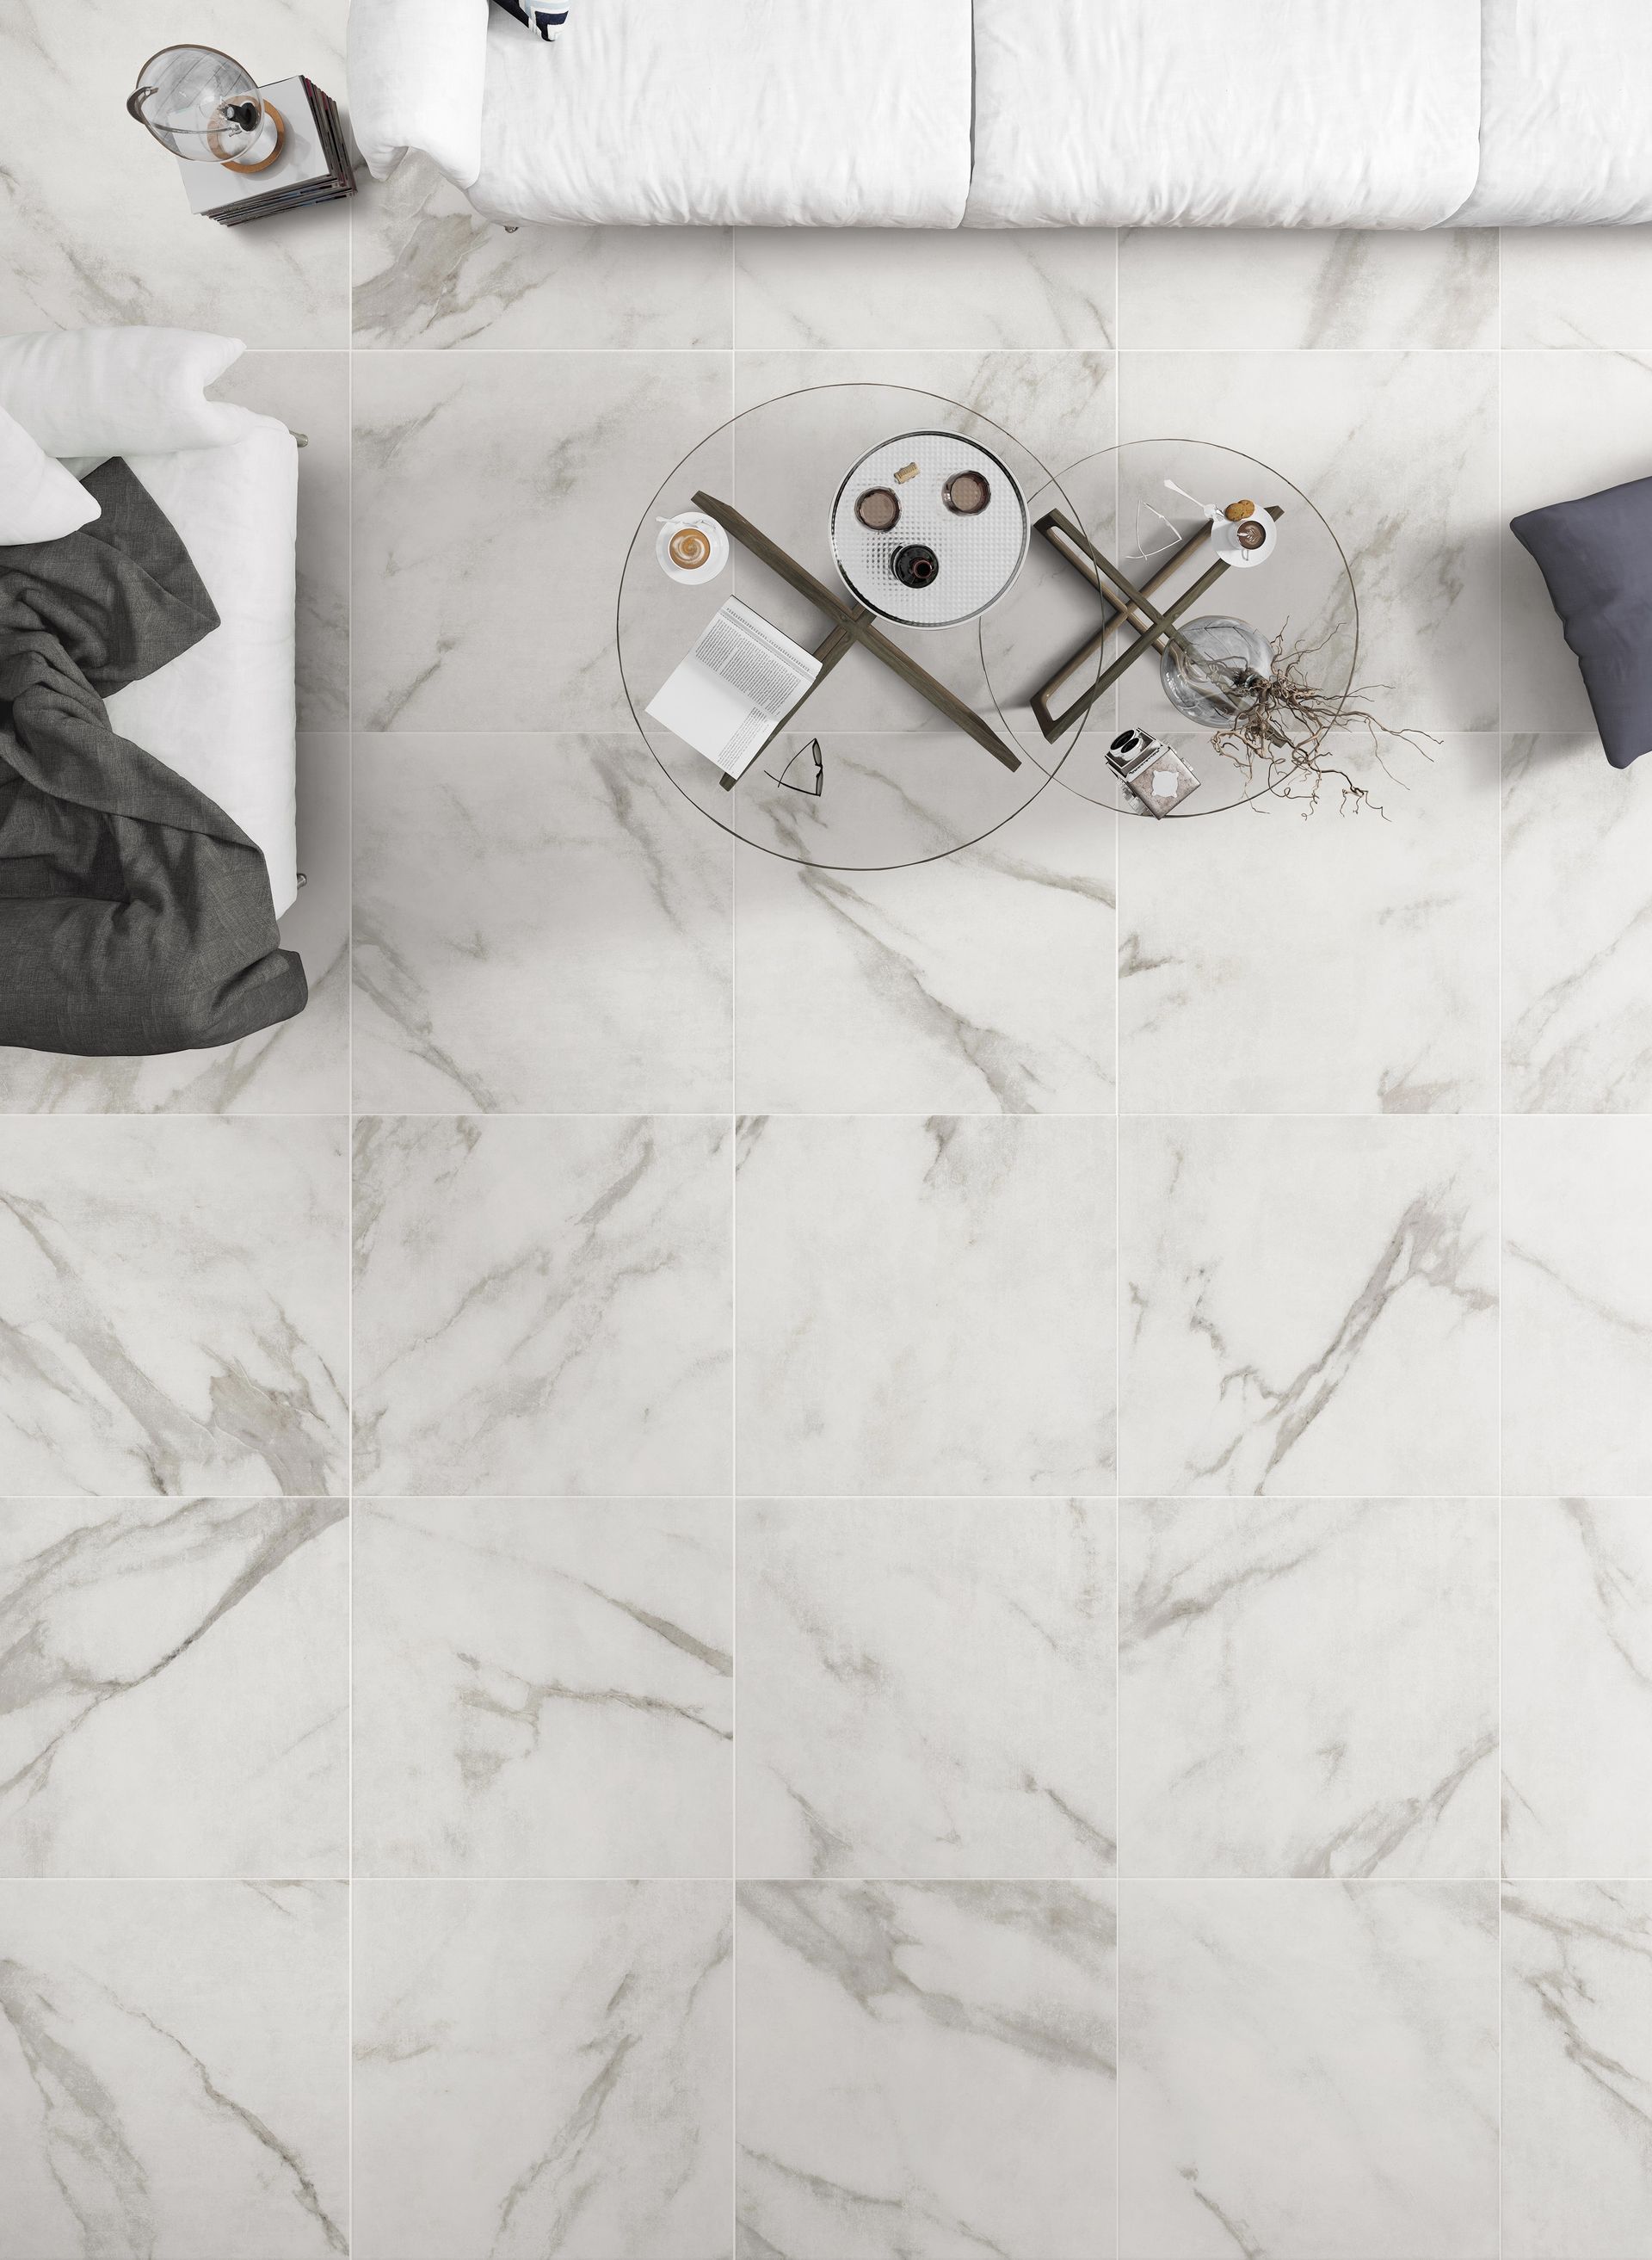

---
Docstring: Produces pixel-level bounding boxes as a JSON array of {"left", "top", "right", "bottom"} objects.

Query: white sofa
[{"left": 349, "top": 0, "right": 1652, "bottom": 231}]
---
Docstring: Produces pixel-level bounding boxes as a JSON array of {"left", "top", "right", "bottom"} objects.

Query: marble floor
[{"left": 4, "top": 5, "right": 1652, "bottom": 2257}]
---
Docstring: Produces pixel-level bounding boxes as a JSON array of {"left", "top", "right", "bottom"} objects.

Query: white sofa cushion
[
  {"left": 1456, "top": 0, "right": 1652, "bottom": 224},
  {"left": 468, "top": 0, "right": 972, "bottom": 228},
  {"left": 0, "top": 328, "right": 263, "bottom": 458},
  {"left": 349, "top": 0, "right": 490, "bottom": 187},
  {"left": 966, "top": 1, "right": 1483, "bottom": 228},
  {"left": 0, "top": 403, "right": 100, "bottom": 544}
]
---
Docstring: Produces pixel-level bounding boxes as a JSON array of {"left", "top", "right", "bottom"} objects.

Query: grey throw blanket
[{"left": 0, "top": 457, "right": 305, "bottom": 1055}]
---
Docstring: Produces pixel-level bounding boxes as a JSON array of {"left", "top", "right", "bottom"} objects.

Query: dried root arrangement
[{"left": 1193, "top": 630, "right": 1436, "bottom": 815}]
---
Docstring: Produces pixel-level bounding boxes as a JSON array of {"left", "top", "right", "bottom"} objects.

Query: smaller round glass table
[
  {"left": 981, "top": 437, "right": 1359, "bottom": 819},
  {"left": 616, "top": 383, "right": 1090, "bottom": 872}
]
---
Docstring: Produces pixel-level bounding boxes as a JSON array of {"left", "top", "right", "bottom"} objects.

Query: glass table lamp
[{"left": 127, "top": 45, "right": 285, "bottom": 172}]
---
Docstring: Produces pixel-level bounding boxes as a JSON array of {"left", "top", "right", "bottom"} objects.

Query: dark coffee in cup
[
  {"left": 943, "top": 470, "right": 990, "bottom": 516},
  {"left": 855, "top": 486, "right": 900, "bottom": 532}
]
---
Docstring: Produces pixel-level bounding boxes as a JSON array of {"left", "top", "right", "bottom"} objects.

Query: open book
[{"left": 646, "top": 598, "right": 821, "bottom": 778}]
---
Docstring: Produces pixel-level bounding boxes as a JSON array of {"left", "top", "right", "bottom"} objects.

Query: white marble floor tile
[
  {"left": 351, "top": 350, "right": 733, "bottom": 732},
  {"left": 0, "top": 734, "right": 348, "bottom": 1116},
  {"left": 0, "top": 1498, "right": 346, "bottom": 1879},
  {"left": 1503, "top": 1118, "right": 1652, "bottom": 1496},
  {"left": 0, "top": 1118, "right": 348, "bottom": 1497},
  {"left": 733, "top": 777, "right": 1115, "bottom": 1116},
  {"left": 353, "top": 153, "right": 733, "bottom": 349},
  {"left": 0, "top": 1879, "right": 347, "bottom": 2260},
  {"left": 0, "top": 0, "right": 350, "bottom": 349},
  {"left": 1502, "top": 1498, "right": 1652, "bottom": 1880},
  {"left": 353, "top": 1880, "right": 731, "bottom": 2260},
  {"left": 737, "top": 1880, "right": 1116, "bottom": 2260},
  {"left": 736, "top": 346, "right": 1116, "bottom": 498},
  {"left": 353, "top": 1497, "right": 731, "bottom": 1878},
  {"left": 1501, "top": 350, "right": 1652, "bottom": 734},
  {"left": 353, "top": 1115, "right": 732, "bottom": 1495},
  {"left": 735, "top": 229, "right": 1116, "bottom": 349},
  {"left": 1501, "top": 1882, "right": 1652, "bottom": 2260},
  {"left": 737, "top": 1498, "right": 1114, "bottom": 1880},
  {"left": 1119, "top": 1116, "right": 1500, "bottom": 1497},
  {"left": 211, "top": 352, "right": 350, "bottom": 732},
  {"left": 1119, "top": 228, "right": 1499, "bottom": 350},
  {"left": 1118, "top": 735, "right": 1500, "bottom": 1115},
  {"left": 1502, "top": 733, "right": 1652, "bottom": 1112},
  {"left": 736, "top": 1115, "right": 1114, "bottom": 1497},
  {"left": 1501, "top": 226, "right": 1652, "bottom": 349},
  {"left": 353, "top": 733, "right": 732, "bottom": 1114},
  {"left": 1119, "top": 1498, "right": 1498, "bottom": 1879},
  {"left": 1121, "top": 350, "right": 1501, "bottom": 732},
  {"left": 1119, "top": 1880, "right": 1499, "bottom": 2259}
]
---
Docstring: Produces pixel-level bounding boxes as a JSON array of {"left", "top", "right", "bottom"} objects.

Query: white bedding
[
  {"left": 107, "top": 423, "right": 301, "bottom": 918},
  {"left": 965, "top": 1, "right": 1483, "bottom": 229},
  {"left": 1456, "top": 0, "right": 1652, "bottom": 225},
  {"left": 468, "top": 0, "right": 972, "bottom": 228}
]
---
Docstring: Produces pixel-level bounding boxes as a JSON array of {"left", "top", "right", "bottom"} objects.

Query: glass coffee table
[{"left": 617, "top": 391, "right": 1359, "bottom": 867}]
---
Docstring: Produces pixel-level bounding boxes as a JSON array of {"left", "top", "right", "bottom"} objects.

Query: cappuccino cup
[{"left": 656, "top": 511, "right": 730, "bottom": 583}]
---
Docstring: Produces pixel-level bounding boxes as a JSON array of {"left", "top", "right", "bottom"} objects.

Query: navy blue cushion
[{"left": 1512, "top": 473, "right": 1652, "bottom": 770}]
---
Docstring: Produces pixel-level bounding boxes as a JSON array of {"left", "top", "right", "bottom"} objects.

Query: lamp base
[{"left": 219, "top": 102, "right": 285, "bottom": 174}]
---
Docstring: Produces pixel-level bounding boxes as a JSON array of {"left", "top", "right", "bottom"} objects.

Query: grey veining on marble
[
  {"left": 0, "top": 1880, "right": 347, "bottom": 2260},
  {"left": 1119, "top": 735, "right": 1500, "bottom": 1115},
  {"left": 353, "top": 733, "right": 732, "bottom": 1114},
  {"left": 353, "top": 1497, "right": 731, "bottom": 1878},
  {"left": 0, "top": 1118, "right": 348, "bottom": 1497},
  {"left": 1502, "top": 734, "right": 1652, "bottom": 1112},
  {"left": 0, "top": 0, "right": 349, "bottom": 348},
  {"left": 736, "top": 1115, "right": 1114, "bottom": 1497},
  {"left": 1503, "top": 1499, "right": 1652, "bottom": 1880},
  {"left": 738, "top": 1880, "right": 1116, "bottom": 2260},
  {"left": 212, "top": 352, "right": 350, "bottom": 731},
  {"left": 1501, "top": 349, "right": 1652, "bottom": 732},
  {"left": 1119, "top": 227, "right": 1500, "bottom": 349},
  {"left": 351, "top": 350, "right": 733, "bottom": 733},
  {"left": 1119, "top": 1880, "right": 1500, "bottom": 2259},
  {"left": 353, "top": 1114, "right": 732, "bottom": 1495},
  {"left": 1119, "top": 1498, "right": 1498, "bottom": 1879},
  {"left": 1119, "top": 1116, "right": 1499, "bottom": 1497},
  {"left": 353, "top": 1880, "right": 731, "bottom": 2260},
  {"left": 1501, "top": 226, "right": 1652, "bottom": 349},
  {"left": 734, "top": 774, "right": 1115, "bottom": 1115},
  {"left": 735, "top": 227, "right": 1116, "bottom": 349},
  {"left": 1121, "top": 349, "right": 1501, "bottom": 732},
  {"left": 0, "top": 735, "right": 349, "bottom": 1117},
  {"left": 737, "top": 1498, "right": 1114, "bottom": 1880},
  {"left": 354, "top": 151, "right": 733, "bottom": 349},
  {"left": 1502, "top": 1882, "right": 1652, "bottom": 2260},
  {"left": 0, "top": 1497, "right": 346, "bottom": 1878},
  {"left": 1503, "top": 1118, "right": 1652, "bottom": 1496}
]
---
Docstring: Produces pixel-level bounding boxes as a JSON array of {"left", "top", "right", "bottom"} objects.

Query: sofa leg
[{"left": 502, "top": 223, "right": 520, "bottom": 232}]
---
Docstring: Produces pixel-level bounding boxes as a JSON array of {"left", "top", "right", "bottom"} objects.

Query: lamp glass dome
[{"left": 127, "top": 46, "right": 279, "bottom": 166}]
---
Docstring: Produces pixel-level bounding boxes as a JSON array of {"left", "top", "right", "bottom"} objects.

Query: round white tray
[{"left": 829, "top": 429, "right": 1029, "bottom": 629}]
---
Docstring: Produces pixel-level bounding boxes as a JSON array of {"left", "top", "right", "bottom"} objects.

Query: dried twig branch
[{"left": 1187, "top": 628, "right": 1438, "bottom": 816}]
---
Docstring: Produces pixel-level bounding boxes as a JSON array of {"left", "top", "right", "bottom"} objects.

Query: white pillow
[
  {"left": 0, "top": 400, "right": 100, "bottom": 544},
  {"left": 0, "top": 327, "right": 262, "bottom": 460}
]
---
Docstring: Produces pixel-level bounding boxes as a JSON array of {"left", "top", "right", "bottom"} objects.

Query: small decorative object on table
[
  {"left": 1107, "top": 726, "right": 1201, "bottom": 817},
  {"left": 129, "top": 48, "right": 355, "bottom": 224}
]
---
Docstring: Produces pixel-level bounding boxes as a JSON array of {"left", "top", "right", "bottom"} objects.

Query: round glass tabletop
[
  {"left": 616, "top": 383, "right": 1091, "bottom": 872},
  {"left": 980, "top": 437, "right": 1359, "bottom": 819}
]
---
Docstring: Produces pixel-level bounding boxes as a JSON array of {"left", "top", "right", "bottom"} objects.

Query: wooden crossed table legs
[
  {"left": 689, "top": 490, "right": 1020, "bottom": 790},
  {"left": 1030, "top": 504, "right": 1285, "bottom": 744}
]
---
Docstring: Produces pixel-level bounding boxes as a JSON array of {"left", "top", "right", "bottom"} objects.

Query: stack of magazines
[{"left": 181, "top": 77, "right": 356, "bottom": 226}]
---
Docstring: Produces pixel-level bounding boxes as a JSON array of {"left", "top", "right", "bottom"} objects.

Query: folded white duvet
[
  {"left": 967, "top": 1, "right": 1483, "bottom": 229},
  {"left": 469, "top": 0, "right": 973, "bottom": 227},
  {"left": 107, "top": 424, "right": 301, "bottom": 918}
]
